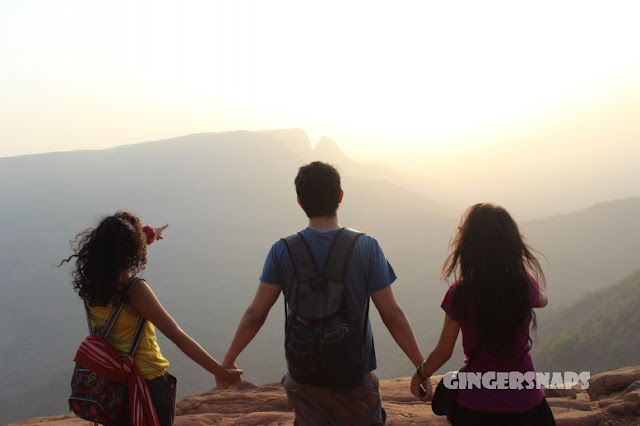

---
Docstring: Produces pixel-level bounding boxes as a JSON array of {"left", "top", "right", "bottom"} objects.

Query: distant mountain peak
[{"left": 314, "top": 136, "right": 345, "bottom": 159}]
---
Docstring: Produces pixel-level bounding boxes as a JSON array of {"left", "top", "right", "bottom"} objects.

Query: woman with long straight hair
[
  {"left": 411, "top": 203, "right": 556, "bottom": 425},
  {"left": 60, "top": 211, "right": 242, "bottom": 425}
]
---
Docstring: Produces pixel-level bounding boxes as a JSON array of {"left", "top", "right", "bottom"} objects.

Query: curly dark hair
[
  {"left": 294, "top": 161, "right": 342, "bottom": 218},
  {"left": 442, "top": 203, "right": 546, "bottom": 352},
  {"left": 58, "top": 211, "right": 147, "bottom": 307}
]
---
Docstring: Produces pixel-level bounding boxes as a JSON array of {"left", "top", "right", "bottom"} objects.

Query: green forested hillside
[{"left": 534, "top": 270, "right": 640, "bottom": 374}]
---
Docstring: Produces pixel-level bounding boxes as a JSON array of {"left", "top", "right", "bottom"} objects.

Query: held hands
[
  {"left": 215, "top": 361, "right": 242, "bottom": 389},
  {"left": 411, "top": 370, "right": 434, "bottom": 402}
]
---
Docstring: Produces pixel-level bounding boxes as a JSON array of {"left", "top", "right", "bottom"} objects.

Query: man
[{"left": 222, "top": 161, "right": 429, "bottom": 425}]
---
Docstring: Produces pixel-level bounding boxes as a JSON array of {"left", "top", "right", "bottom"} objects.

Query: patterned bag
[{"left": 69, "top": 278, "right": 147, "bottom": 424}]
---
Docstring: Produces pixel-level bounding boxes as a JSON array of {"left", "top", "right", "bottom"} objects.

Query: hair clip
[
  {"left": 142, "top": 225, "right": 157, "bottom": 245},
  {"left": 116, "top": 217, "right": 135, "bottom": 232},
  {"left": 143, "top": 224, "right": 168, "bottom": 245}
]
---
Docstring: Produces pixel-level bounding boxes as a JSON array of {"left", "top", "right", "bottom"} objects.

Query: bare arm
[
  {"left": 127, "top": 280, "right": 242, "bottom": 383},
  {"left": 410, "top": 313, "right": 460, "bottom": 401},
  {"left": 371, "top": 285, "right": 424, "bottom": 367},
  {"left": 222, "top": 281, "right": 281, "bottom": 367}
]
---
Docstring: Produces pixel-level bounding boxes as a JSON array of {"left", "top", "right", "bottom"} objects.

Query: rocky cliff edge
[{"left": 13, "top": 366, "right": 640, "bottom": 425}]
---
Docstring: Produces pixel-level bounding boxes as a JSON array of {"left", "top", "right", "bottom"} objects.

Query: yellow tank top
[{"left": 88, "top": 304, "right": 170, "bottom": 380}]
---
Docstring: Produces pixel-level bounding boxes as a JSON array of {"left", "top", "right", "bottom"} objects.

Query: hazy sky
[{"left": 1, "top": 1, "right": 639, "bottom": 173}]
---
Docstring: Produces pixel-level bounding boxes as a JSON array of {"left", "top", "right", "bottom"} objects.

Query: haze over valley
[
  {"left": 3, "top": 1, "right": 640, "bottom": 423},
  {"left": 1, "top": 130, "right": 639, "bottom": 423}
]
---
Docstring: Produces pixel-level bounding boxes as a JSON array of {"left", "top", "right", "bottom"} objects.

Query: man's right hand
[{"left": 215, "top": 363, "right": 243, "bottom": 388}]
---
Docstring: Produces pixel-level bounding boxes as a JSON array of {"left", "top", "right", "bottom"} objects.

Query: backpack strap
[
  {"left": 83, "top": 277, "right": 148, "bottom": 355},
  {"left": 322, "top": 228, "right": 363, "bottom": 282},
  {"left": 101, "top": 277, "right": 143, "bottom": 338},
  {"left": 281, "top": 233, "right": 314, "bottom": 337},
  {"left": 282, "top": 232, "right": 320, "bottom": 285},
  {"left": 281, "top": 228, "right": 364, "bottom": 335},
  {"left": 127, "top": 316, "right": 147, "bottom": 356},
  {"left": 282, "top": 228, "right": 363, "bottom": 286},
  {"left": 83, "top": 302, "right": 96, "bottom": 335}
]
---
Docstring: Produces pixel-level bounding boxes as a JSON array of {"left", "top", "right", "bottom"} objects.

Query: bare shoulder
[{"left": 125, "top": 278, "right": 153, "bottom": 315}]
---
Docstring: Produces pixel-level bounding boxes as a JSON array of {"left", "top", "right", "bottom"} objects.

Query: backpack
[
  {"left": 281, "top": 227, "right": 367, "bottom": 389},
  {"left": 69, "top": 277, "right": 150, "bottom": 425}
]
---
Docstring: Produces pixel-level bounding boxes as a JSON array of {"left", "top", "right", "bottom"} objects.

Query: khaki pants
[{"left": 282, "top": 371, "right": 386, "bottom": 426}]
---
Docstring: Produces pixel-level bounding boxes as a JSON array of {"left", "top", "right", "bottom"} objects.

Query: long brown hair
[
  {"left": 58, "top": 211, "right": 147, "bottom": 306},
  {"left": 442, "top": 203, "right": 546, "bottom": 351}
]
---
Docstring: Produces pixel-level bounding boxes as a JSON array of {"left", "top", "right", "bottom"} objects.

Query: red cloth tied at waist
[{"left": 74, "top": 334, "right": 160, "bottom": 426}]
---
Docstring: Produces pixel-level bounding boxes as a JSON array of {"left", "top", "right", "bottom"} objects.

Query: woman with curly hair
[
  {"left": 411, "top": 203, "right": 556, "bottom": 425},
  {"left": 60, "top": 211, "right": 242, "bottom": 425}
]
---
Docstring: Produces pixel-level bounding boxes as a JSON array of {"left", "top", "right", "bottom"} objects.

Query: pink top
[{"left": 441, "top": 276, "right": 545, "bottom": 413}]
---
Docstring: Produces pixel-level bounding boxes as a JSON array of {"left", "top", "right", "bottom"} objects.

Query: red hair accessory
[
  {"left": 142, "top": 225, "right": 157, "bottom": 244},
  {"left": 142, "top": 224, "right": 168, "bottom": 245}
]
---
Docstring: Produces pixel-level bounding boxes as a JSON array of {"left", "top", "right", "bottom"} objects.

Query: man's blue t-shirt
[{"left": 260, "top": 227, "right": 397, "bottom": 374}]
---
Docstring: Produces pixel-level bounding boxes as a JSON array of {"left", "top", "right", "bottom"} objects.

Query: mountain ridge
[{"left": 1, "top": 130, "right": 639, "bottom": 423}]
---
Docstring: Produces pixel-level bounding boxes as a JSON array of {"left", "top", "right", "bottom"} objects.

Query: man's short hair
[{"left": 295, "top": 161, "right": 341, "bottom": 218}]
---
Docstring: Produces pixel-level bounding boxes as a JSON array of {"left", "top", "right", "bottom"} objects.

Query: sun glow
[{"left": 0, "top": 1, "right": 639, "bottom": 163}]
